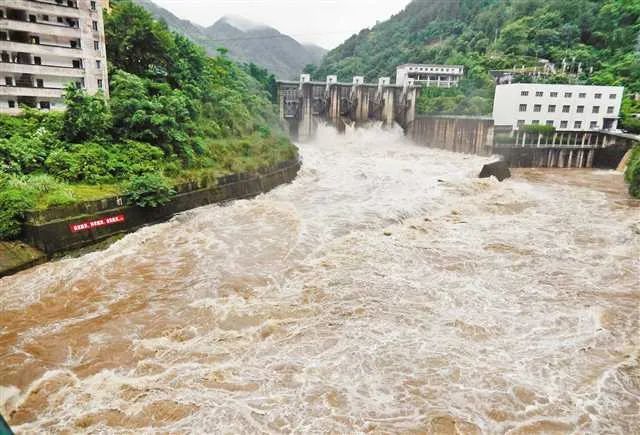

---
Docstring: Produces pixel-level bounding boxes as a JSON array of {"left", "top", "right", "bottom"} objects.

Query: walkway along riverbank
[{"left": 0, "top": 158, "right": 301, "bottom": 278}]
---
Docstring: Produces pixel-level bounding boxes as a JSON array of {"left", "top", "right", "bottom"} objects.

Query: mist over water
[{"left": 1, "top": 124, "right": 638, "bottom": 433}]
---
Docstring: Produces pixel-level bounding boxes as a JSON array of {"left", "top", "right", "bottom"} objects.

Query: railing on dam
[{"left": 277, "top": 75, "right": 420, "bottom": 141}]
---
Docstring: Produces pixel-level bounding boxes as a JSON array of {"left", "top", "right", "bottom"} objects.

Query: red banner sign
[{"left": 70, "top": 214, "right": 126, "bottom": 233}]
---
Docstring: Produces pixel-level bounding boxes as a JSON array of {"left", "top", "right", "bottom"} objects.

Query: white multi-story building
[
  {"left": 0, "top": 0, "right": 109, "bottom": 114},
  {"left": 493, "top": 83, "right": 624, "bottom": 131},
  {"left": 396, "top": 64, "right": 464, "bottom": 88}
]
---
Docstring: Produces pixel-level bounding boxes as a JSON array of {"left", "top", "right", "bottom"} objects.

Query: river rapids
[{"left": 1, "top": 124, "right": 639, "bottom": 434}]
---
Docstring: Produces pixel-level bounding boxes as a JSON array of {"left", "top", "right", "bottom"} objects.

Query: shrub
[
  {"left": 520, "top": 124, "right": 556, "bottom": 136},
  {"left": 62, "top": 84, "right": 112, "bottom": 143},
  {"left": 45, "top": 143, "right": 113, "bottom": 183},
  {"left": 625, "top": 145, "right": 640, "bottom": 198},
  {"left": 125, "top": 173, "right": 176, "bottom": 208}
]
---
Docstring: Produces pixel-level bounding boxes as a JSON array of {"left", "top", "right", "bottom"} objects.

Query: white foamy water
[{"left": 1, "top": 124, "right": 638, "bottom": 434}]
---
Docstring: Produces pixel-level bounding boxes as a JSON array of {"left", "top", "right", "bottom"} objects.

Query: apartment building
[
  {"left": 0, "top": 0, "right": 109, "bottom": 114},
  {"left": 493, "top": 83, "right": 624, "bottom": 131},
  {"left": 396, "top": 64, "right": 464, "bottom": 88}
]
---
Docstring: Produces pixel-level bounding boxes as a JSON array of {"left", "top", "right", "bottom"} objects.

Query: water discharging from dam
[{"left": 1, "top": 124, "right": 638, "bottom": 433}]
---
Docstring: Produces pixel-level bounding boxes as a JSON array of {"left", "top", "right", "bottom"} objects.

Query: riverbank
[{"left": 0, "top": 157, "right": 301, "bottom": 278}]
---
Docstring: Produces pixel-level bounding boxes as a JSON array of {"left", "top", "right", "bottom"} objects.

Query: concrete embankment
[{"left": 1, "top": 158, "right": 301, "bottom": 278}]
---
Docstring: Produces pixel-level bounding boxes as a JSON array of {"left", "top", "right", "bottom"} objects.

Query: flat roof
[
  {"left": 397, "top": 64, "right": 464, "bottom": 69},
  {"left": 496, "top": 83, "right": 624, "bottom": 90}
]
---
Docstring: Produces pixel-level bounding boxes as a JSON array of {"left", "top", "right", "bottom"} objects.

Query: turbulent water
[{"left": 1, "top": 125, "right": 639, "bottom": 434}]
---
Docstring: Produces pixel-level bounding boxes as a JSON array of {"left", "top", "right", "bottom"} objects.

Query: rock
[
  {"left": 631, "top": 223, "right": 640, "bottom": 235},
  {"left": 384, "top": 231, "right": 392, "bottom": 237},
  {"left": 479, "top": 160, "right": 511, "bottom": 182}
]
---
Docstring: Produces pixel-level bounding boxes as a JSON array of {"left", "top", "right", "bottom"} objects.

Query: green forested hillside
[
  {"left": 312, "top": 0, "right": 640, "bottom": 122},
  {"left": 0, "top": 0, "right": 295, "bottom": 239}
]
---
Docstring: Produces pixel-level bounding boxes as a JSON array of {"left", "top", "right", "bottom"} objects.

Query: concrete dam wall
[
  {"left": 407, "top": 115, "right": 638, "bottom": 169},
  {"left": 407, "top": 115, "right": 494, "bottom": 155}
]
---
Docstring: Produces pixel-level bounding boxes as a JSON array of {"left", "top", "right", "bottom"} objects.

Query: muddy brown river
[{"left": 1, "top": 125, "right": 639, "bottom": 434}]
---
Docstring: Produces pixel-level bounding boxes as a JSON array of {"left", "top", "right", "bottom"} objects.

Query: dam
[{"left": 277, "top": 77, "right": 639, "bottom": 168}]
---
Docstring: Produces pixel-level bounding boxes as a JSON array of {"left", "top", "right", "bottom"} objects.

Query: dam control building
[
  {"left": 493, "top": 83, "right": 624, "bottom": 132},
  {"left": 396, "top": 64, "right": 464, "bottom": 88},
  {"left": 0, "top": 0, "right": 109, "bottom": 113}
]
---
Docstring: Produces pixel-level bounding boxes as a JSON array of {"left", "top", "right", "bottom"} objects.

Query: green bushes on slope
[
  {"left": 0, "top": 0, "right": 296, "bottom": 240},
  {"left": 313, "top": 0, "right": 639, "bottom": 117},
  {"left": 625, "top": 145, "right": 640, "bottom": 198}
]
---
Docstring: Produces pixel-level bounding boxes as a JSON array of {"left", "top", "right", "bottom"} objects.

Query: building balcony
[
  {"left": 1, "top": 40, "right": 82, "bottom": 58},
  {"left": 0, "top": 61, "right": 84, "bottom": 77},
  {"left": 0, "top": 18, "right": 81, "bottom": 38},
  {"left": 1, "top": 0, "right": 81, "bottom": 17},
  {"left": 0, "top": 84, "right": 64, "bottom": 98}
]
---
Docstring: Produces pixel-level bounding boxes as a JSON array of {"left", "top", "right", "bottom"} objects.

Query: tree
[{"left": 62, "top": 84, "right": 111, "bottom": 143}]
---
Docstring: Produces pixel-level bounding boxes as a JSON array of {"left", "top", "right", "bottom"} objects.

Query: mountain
[
  {"left": 132, "top": 0, "right": 326, "bottom": 79},
  {"left": 313, "top": 0, "right": 640, "bottom": 120}
]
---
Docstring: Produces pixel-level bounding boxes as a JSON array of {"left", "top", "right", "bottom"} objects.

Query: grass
[{"left": 31, "top": 133, "right": 298, "bottom": 209}]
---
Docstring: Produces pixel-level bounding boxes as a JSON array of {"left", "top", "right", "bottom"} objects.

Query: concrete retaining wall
[
  {"left": 22, "top": 159, "right": 301, "bottom": 255},
  {"left": 407, "top": 115, "right": 494, "bottom": 155}
]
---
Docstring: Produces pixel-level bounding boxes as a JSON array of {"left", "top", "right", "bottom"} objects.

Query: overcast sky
[{"left": 150, "top": 0, "right": 412, "bottom": 49}]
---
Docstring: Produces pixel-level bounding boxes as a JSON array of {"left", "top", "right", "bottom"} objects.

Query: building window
[
  {"left": 97, "top": 79, "right": 103, "bottom": 89},
  {"left": 607, "top": 106, "right": 614, "bottom": 114},
  {"left": 592, "top": 106, "right": 600, "bottom": 114},
  {"left": 8, "top": 100, "right": 15, "bottom": 108},
  {"left": 562, "top": 105, "right": 570, "bottom": 113},
  {"left": 521, "top": 91, "right": 529, "bottom": 96},
  {"left": 33, "top": 56, "right": 41, "bottom": 65},
  {"left": 577, "top": 105, "right": 584, "bottom": 113},
  {"left": 92, "top": 20, "right": 98, "bottom": 31},
  {"left": 574, "top": 121, "right": 582, "bottom": 129},
  {"left": 560, "top": 120, "right": 568, "bottom": 129},
  {"left": 579, "top": 93, "right": 586, "bottom": 98},
  {"left": 546, "top": 120, "right": 554, "bottom": 126},
  {"left": 0, "top": 32, "right": 6, "bottom": 41},
  {"left": 609, "top": 94, "right": 617, "bottom": 99},
  {"left": 57, "top": 17, "right": 64, "bottom": 23},
  {"left": 550, "top": 92, "right": 558, "bottom": 97},
  {"left": 40, "top": 101, "right": 50, "bottom": 110},
  {"left": 96, "top": 60, "right": 101, "bottom": 69},
  {"left": 0, "top": 10, "right": 3, "bottom": 18},
  {"left": 517, "top": 120, "right": 525, "bottom": 127},
  {"left": 595, "top": 93, "right": 602, "bottom": 99},
  {"left": 42, "top": 15, "right": 49, "bottom": 21},
  {"left": 36, "top": 79, "right": 44, "bottom": 88},
  {"left": 590, "top": 121, "right": 598, "bottom": 129},
  {"left": 29, "top": 14, "right": 36, "bottom": 23},
  {"left": 5, "top": 77, "right": 12, "bottom": 86},
  {"left": 94, "top": 40, "right": 100, "bottom": 50},
  {"left": 532, "top": 120, "right": 540, "bottom": 125},
  {"left": 536, "top": 91, "right": 544, "bottom": 97},
  {"left": 91, "top": 1, "right": 96, "bottom": 10},
  {"left": 565, "top": 92, "right": 572, "bottom": 98},
  {"left": 548, "top": 105, "right": 556, "bottom": 113},
  {"left": 534, "top": 104, "right": 542, "bottom": 112},
  {"left": 519, "top": 104, "right": 527, "bottom": 112},
  {"left": 72, "top": 59, "right": 82, "bottom": 68}
]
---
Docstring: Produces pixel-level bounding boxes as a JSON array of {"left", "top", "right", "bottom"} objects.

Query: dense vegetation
[
  {"left": 311, "top": 0, "right": 640, "bottom": 125},
  {"left": 0, "top": 0, "right": 296, "bottom": 239},
  {"left": 625, "top": 145, "right": 640, "bottom": 198}
]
